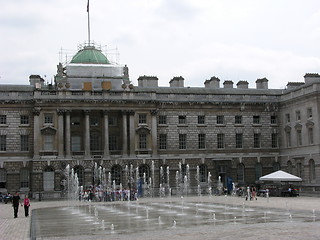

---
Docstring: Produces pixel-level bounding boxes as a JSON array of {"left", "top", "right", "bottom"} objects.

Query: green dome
[{"left": 70, "top": 46, "right": 110, "bottom": 64}]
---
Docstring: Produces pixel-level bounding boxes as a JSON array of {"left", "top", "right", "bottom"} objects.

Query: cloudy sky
[{"left": 1, "top": 0, "right": 320, "bottom": 89}]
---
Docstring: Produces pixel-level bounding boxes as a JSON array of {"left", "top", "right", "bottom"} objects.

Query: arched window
[
  {"left": 43, "top": 166, "right": 54, "bottom": 191},
  {"left": 0, "top": 168, "right": 7, "bottom": 188},
  {"left": 73, "top": 165, "right": 84, "bottom": 186},
  {"left": 287, "top": 161, "right": 293, "bottom": 174},
  {"left": 111, "top": 165, "right": 122, "bottom": 185},
  {"left": 199, "top": 164, "right": 207, "bottom": 183},
  {"left": 139, "top": 164, "right": 150, "bottom": 184},
  {"left": 20, "top": 168, "right": 29, "bottom": 188},
  {"left": 237, "top": 163, "right": 245, "bottom": 182},
  {"left": 309, "top": 159, "right": 316, "bottom": 182},
  {"left": 255, "top": 163, "right": 262, "bottom": 181}
]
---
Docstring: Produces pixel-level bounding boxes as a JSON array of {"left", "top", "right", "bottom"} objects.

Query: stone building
[{"left": 0, "top": 43, "right": 319, "bottom": 199}]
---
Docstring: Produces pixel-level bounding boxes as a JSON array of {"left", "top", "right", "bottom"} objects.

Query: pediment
[{"left": 41, "top": 126, "right": 57, "bottom": 135}]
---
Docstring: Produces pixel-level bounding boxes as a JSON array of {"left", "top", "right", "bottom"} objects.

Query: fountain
[{"left": 207, "top": 172, "right": 212, "bottom": 197}]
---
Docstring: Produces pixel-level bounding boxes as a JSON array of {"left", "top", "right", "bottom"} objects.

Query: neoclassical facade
[{"left": 0, "top": 44, "right": 319, "bottom": 198}]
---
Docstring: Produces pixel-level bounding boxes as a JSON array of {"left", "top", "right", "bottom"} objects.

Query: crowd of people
[{"left": 79, "top": 188, "right": 138, "bottom": 202}]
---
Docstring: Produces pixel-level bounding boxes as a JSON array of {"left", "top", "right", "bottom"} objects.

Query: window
[
  {"left": 158, "top": 115, "right": 167, "bottom": 125},
  {"left": 139, "top": 164, "right": 150, "bottom": 184},
  {"left": 159, "top": 134, "right": 167, "bottom": 150},
  {"left": 199, "top": 164, "right": 207, "bottom": 183},
  {"left": 297, "top": 129, "right": 302, "bottom": 146},
  {"left": 296, "top": 111, "right": 301, "bottom": 121},
  {"left": 273, "top": 162, "right": 280, "bottom": 171},
  {"left": 287, "top": 161, "right": 293, "bottom": 174},
  {"left": 235, "top": 115, "right": 242, "bottom": 124},
  {"left": 159, "top": 165, "right": 169, "bottom": 184},
  {"left": 286, "top": 131, "right": 291, "bottom": 147},
  {"left": 20, "top": 135, "right": 29, "bottom": 151},
  {"left": 20, "top": 168, "right": 29, "bottom": 188},
  {"left": 253, "top": 115, "right": 260, "bottom": 124},
  {"left": 308, "top": 128, "right": 314, "bottom": 145},
  {"left": 271, "top": 115, "right": 277, "bottom": 124},
  {"left": 74, "top": 165, "right": 84, "bottom": 186},
  {"left": 237, "top": 163, "right": 245, "bottom": 182},
  {"left": 139, "top": 114, "right": 147, "bottom": 124},
  {"left": 253, "top": 133, "right": 261, "bottom": 148},
  {"left": 179, "top": 134, "right": 187, "bottom": 149},
  {"left": 271, "top": 133, "right": 278, "bottom": 148},
  {"left": 0, "top": 135, "right": 6, "bottom": 151},
  {"left": 90, "top": 133, "right": 100, "bottom": 151},
  {"left": 309, "top": 159, "right": 316, "bottom": 182},
  {"left": 198, "top": 133, "right": 206, "bottom": 149},
  {"left": 71, "top": 116, "right": 80, "bottom": 126},
  {"left": 255, "top": 163, "right": 262, "bottom": 181},
  {"left": 216, "top": 115, "right": 224, "bottom": 124},
  {"left": 111, "top": 165, "right": 122, "bottom": 185},
  {"left": 198, "top": 115, "right": 205, "bottom": 124},
  {"left": 71, "top": 136, "right": 81, "bottom": 152},
  {"left": 20, "top": 115, "right": 29, "bottom": 125},
  {"left": 297, "top": 162, "right": 302, "bottom": 178},
  {"left": 43, "top": 166, "right": 54, "bottom": 191},
  {"left": 307, "top": 108, "right": 313, "bottom": 118},
  {"left": 139, "top": 133, "right": 147, "bottom": 149},
  {"left": 0, "top": 115, "right": 6, "bottom": 125},
  {"left": 43, "top": 135, "right": 54, "bottom": 151},
  {"left": 217, "top": 133, "right": 224, "bottom": 149},
  {"left": 285, "top": 113, "right": 290, "bottom": 123},
  {"left": 0, "top": 168, "right": 7, "bottom": 188},
  {"left": 109, "top": 135, "right": 118, "bottom": 151},
  {"left": 108, "top": 116, "right": 118, "bottom": 126},
  {"left": 236, "top": 133, "right": 243, "bottom": 148},
  {"left": 90, "top": 116, "right": 99, "bottom": 126},
  {"left": 178, "top": 115, "right": 186, "bottom": 124},
  {"left": 44, "top": 114, "right": 53, "bottom": 124}
]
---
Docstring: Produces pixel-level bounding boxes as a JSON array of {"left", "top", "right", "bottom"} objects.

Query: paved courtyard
[{"left": 1, "top": 195, "right": 320, "bottom": 240}]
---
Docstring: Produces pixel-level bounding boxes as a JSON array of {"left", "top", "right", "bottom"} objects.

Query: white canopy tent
[{"left": 259, "top": 170, "right": 302, "bottom": 182}]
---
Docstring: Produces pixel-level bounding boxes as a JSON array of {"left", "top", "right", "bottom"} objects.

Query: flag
[{"left": 87, "top": 0, "right": 89, "bottom": 12}]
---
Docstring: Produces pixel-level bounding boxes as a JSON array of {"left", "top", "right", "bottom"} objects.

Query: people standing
[
  {"left": 23, "top": 195, "right": 31, "bottom": 217},
  {"left": 12, "top": 192, "right": 21, "bottom": 218}
]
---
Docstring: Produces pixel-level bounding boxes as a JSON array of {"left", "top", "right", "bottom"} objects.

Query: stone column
[
  {"left": 84, "top": 110, "right": 91, "bottom": 159},
  {"left": 33, "top": 108, "right": 41, "bottom": 159},
  {"left": 151, "top": 109, "right": 158, "bottom": 156},
  {"left": 122, "top": 111, "right": 128, "bottom": 156},
  {"left": 103, "top": 110, "right": 110, "bottom": 159},
  {"left": 57, "top": 109, "right": 64, "bottom": 158},
  {"left": 65, "top": 110, "right": 71, "bottom": 158},
  {"left": 129, "top": 111, "right": 135, "bottom": 156}
]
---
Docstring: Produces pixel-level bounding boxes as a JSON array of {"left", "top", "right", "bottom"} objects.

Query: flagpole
[{"left": 87, "top": 0, "right": 91, "bottom": 45}]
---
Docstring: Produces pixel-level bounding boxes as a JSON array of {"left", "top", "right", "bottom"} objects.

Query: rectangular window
[
  {"left": 236, "top": 133, "right": 243, "bottom": 148},
  {"left": 254, "top": 133, "right": 261, "bottom": 148},
  {"left": 271, "top": 133, "right": 278, "bottom": 148},
  {"left": 285, "top": 113, "right": 290, "bottom": 123},
  {"left": 179, "top": 134, "right": 187, "bottom": 149},
  {"left": 90, "top": 133, "right": 100, "bottom": 151},
  {"left": 71, "top": 116, "right": 80, "bottom": 126},
  {"left": 217, "top": 115, "right": 224, "bottom": 124},
  {"left": 20, "top": 168, "right": 29, "bottom": 188},
  {"left": 139, "top": 133, "right": 147, "bottom": 149},
  {"left": 0, "top": 135, "right": 6, "bottom": 151},
  {"left": 139, "top": 114, "right": 147, "bottom": 124},
  {"left": 90, "top": 116, "right": 99, "bottom": 126},
  {"left": 158, "top": 115, "right": 167, "bottom": 125},
  {"left": 71, "top": 136, "right": 81, "bottom": 152},
  {"left": 44, "top": 114, "right": 53, "bottom": 124},
  {"left": 271, "top": 115, "right": 277, "bottom": 124},
  {"left": 286, "top": 131, "right": 291, "bottom": 147},
  {"left": 20, "top": 135, "right": 29, "bottom": 151},
  {"left": 297, "top": 129, "right": 302, "bottom": 146},
  {"left": 178, "top": 115, "right": 186, "bottom": 124},
  {"left": 308, "top": 128, "right": 314, "bottom": 145},
  {"left": 296, "top": 111, "right": 301, "bottom": 121},
  {"left": 43, "top": 135, "right": 54, "bottom": 151},
  {"left": 198, "top": 133, "right": 206, "bottom": 149},
  {"left": 235, "top": 115, "right": 242, "bottom": 124},
  {"left": 0, "top": 115, "right": 6, "bottom": 125},
  {"left": 159, "top": 134, "right": 167, "bottom": 150},
  {"left": 198, "top": 115, "right": 205, "bottom": 124},
  {"left": 307, "top": 108, "right": 313, "bottom": 118},
  {"left": 108, "top": 116, "right": 117, "bottom": 126},
  {"left": 109, "top": 135, "right": 118, "bottom": 151},
  {"left": 253, "top": 115, "right": 260, "bottom": 124},
  {"left": 217, "top": 133, "right": 224, "bottom": 149},
  {"left": 20, "top": 115, "right": 29, "bottom": 125}
]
